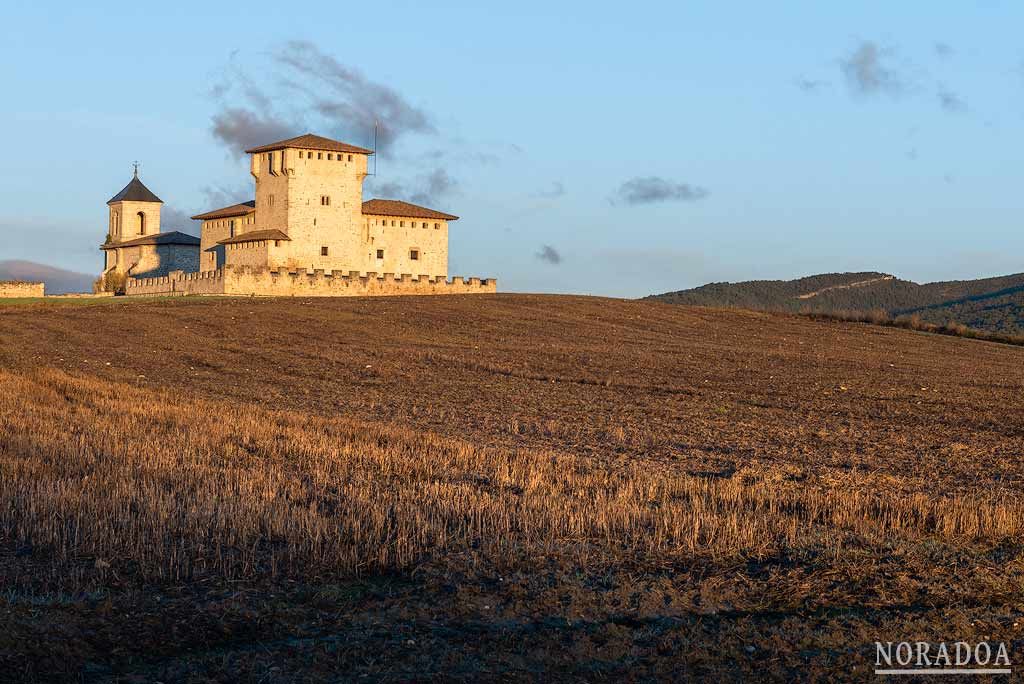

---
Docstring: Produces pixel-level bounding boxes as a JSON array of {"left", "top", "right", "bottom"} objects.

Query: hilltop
[
  {"left": 1, "top": 294, "right": 1021, "bottom": 681},
  {"left": 648, "top": 271, "right": 1024, "bottom": 335},
  {"left": 0, "top": 259, "right": 94, "bottom": 294}
]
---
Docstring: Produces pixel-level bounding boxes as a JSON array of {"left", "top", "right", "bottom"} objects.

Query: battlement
[
  {"left": 125, "top": 267, "right": 496, "bottom": 297},
  {"left": 0, "top": 281, "right": 45, "bottom": 298}
]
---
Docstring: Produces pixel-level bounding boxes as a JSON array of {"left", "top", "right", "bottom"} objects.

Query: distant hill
[
  {"left": 0, "top": 260, "right": 94, "bottom": 294},
  {"left": 648, "top": 271, "right": 1024, "bottom": 335}
]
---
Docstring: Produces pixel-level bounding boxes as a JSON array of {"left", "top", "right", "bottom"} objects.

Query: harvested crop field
[{"left": 1, "top": 294, "right": 1023, "bottom": 682}]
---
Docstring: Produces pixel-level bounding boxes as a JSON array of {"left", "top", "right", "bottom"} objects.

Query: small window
[
  {"left": 317, "top": 152, "right": 322, "bottom": 159},
  {"left": 298, "top": 151, "right": 304, "bottom": 159},
  {"left": 321, "top": 246, "right": 329, "bottom": 256},
  {"left": 274, "top": 240, "right": 281, "bottom": 247},
  {"left": 400, "top": 221, "right": 405, "bottom": 227},
  {"left": 422, "top": 222, "right": 427, "bottom": 229},
  {"left": 268, "top": 195, "right": 274, "bottom": 207},
  {"left": 376, "top": 249, "right": 384, "bottom": 259},
  {"left": 229, "top": 219, "right": 236, "bottom": 237},
  {"left": 409, "top": 249, "right": 419, "bottom": 261},
  {"left": 327, "top": 153, "right": 333, "bottom": 160},
  {"left": 434, "top": 222, "right": 440, "bottom": 229},
  {"left": 321, "top": 195, "right": 330, "bottom": 206},
  {"left": 347, "top": 155, "right": 352, "bottom": 161},
  {"left": 391, "top": 220, "right": 396, "bottom": 227}
]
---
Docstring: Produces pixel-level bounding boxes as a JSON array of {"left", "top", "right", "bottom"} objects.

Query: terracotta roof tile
[
  {"left": 217, "top": 229, "right": 291, "bottom": 245},
  {"left": 245, "top": 133, "right": 373, "bottom": 155},
  {"left": 361, "top": 199, "right": 459, "bottom": 221},
  {"left": 191, "top": 200, "right": 256, "bottom": 221}
]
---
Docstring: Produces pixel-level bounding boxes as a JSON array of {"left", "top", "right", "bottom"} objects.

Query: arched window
[{"left": 137, "top": 212, "right": 146, "bottom": 235}]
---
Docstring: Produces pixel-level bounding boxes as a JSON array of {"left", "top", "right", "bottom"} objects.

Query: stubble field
[{"left": 1, "top": 294, "right": 1022, "bottom": 682}]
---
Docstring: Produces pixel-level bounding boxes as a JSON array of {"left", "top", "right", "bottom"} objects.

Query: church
[{"left": 101, "top": 133, "right": 494, "bottom": 297}]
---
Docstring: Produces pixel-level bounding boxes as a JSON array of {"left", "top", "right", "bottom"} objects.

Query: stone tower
[
  {"left": 106, "top": 166, "right": 163, "bottom": 244},
  {"left": 245, "top": 133, "right": 373, "bottom": 271}
]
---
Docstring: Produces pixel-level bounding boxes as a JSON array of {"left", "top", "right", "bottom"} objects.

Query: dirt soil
[{"left": 1, "top": 294, "right": 1023, "bottom": 682}]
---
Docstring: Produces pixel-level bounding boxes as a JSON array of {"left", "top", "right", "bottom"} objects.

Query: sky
[{"left": 1, "top": 1, "right": 1022, "bottom": 297}]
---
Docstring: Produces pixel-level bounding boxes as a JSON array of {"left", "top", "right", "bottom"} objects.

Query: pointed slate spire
[{"left": 107, "top": 166, "right": 162, "bottom": 205}]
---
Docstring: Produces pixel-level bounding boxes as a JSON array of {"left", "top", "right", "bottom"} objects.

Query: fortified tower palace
[{"left": 101, "top": 133, "right": 495, "bottom": 297}]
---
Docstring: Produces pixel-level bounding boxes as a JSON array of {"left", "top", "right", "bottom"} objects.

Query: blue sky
[{"left": 1, "top": 1, "right": 1022, "bottom": 296}]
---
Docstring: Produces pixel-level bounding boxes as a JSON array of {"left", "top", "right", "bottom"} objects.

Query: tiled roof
[
  {"left": 361, "top": 199, "right": 459, "bottom": 221},
  {"left": 244, "top": 133, "right": 373, "bottom": 155},
  {"left": 191, "top": 200, "right": 256, "bottom": 221},
  {"left": 101, "top": 231, "right": 200, "bottom": 250},
  {"left": 107, "top": 174, "right": 162, "bottom": 204},
  {"left": 217, "top": 229, "right": 291, "bottom": 245}
]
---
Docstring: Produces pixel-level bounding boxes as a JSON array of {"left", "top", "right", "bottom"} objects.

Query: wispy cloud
[
  {"left": 161, "top": 206, "right": 200, "bottom": 235},
  {"left": 535, "top": 245, "right": 562, "bottom": 265},
  {"left": 937, "top": 86, "right": 968, "bottom": 113},
  {"left": 796, "top": 78, "right": 829, "bottom": 93},
  {"left": 611, "top": 177, "right": 709, "bottom": 206},
  {"left": 200, "top": 185, "right": 252, "bottom": 210},
  {"left": 840, "top": 41, "right": 904, "bottom": 96},
  {"left": 366, "top": 168, "right": 459, "bottom": 208},
  {"left": 934, "top": 42, "right": 954, "bottom": 59},
  {"left": 210, "top": 109, "right": 296, "bottom": 155},
  {"left": 209, "top": 41, "right": 435, "bottom": 157},
  {"left": 275, "top": 40, "right": 435, "bottom": 154}
]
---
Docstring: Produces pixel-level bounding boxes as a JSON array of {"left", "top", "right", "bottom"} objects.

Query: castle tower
[
  {"left": 245, "top": 133, "right": 373, "bottom": 271},
  {"left": 106, "top": 165, "right": 163, "bottom": 244},
  {"left": 100, "top": 167, "right": 199, "bottom": 282}
]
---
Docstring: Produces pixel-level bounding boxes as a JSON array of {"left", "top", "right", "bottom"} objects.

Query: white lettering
[
  {"left": 933, "top": 642, "right": 951, "bottom": 667},
  {"left": 996, "top": 642, "right": 1011, "bottom": 666},
  {"left": 876, "top": 642, "right": 894, "bottom": 667},
  {"left": 955, "top": 642, "right": 972, "bottom": 666},
  {"left": 896, "top": 642, "right": 913, "bottom": 666},
  {"left": 916, "top": 642, "right": 932, "bottom": 666},
  {"left": 975, "top": 642, "right": 991, "bottom": 665}
]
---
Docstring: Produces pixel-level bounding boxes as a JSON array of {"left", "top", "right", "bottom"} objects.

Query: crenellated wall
[
  {"left": 0, "top": 281, "right": 45, "bottom": 298},
  {"left": 125, "top": 267, "right": 496, "bottom": 297}
]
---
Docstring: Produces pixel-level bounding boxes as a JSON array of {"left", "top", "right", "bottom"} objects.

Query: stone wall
[
  {"left": 364, "top": 214, "right": 449, "bottom": 278},
  {"left": 251, "top": 147, "right": 371, "bottom": 273},
  {"left": 0, "top": 281, "right": 45, "bottom": 297},
  {"left": 125, "top": 267, "right": 496, "bottom": 298},
  {"left": 108, "top": 199, "right": 161, "bottom": 242},
  {"left": 200, "top": 212, "right": 255, "bottom": 271},
  {"left": 125, "top": 244, "right": 200, "bottom": 279}
]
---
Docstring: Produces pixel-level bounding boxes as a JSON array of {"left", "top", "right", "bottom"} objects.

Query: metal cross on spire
[{"left": 132, "top": 161, "right": 140, "bottom": 177}]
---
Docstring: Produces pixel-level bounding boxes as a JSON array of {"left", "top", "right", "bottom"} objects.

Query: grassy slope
[
  {"left": 1, "top": 294, "right": 1023, "bottom": 682},
  {"left": 649, "top": 272, "right": 1024, "bottom": 334}
]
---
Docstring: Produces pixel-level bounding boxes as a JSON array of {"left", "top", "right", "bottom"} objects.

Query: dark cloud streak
[
  {"left": 535, "top": 245, "right": 562, "bottom": 265},
  {"left": 840, "top": 41, "right": 904, "bottom": 96},
  {"left": 209, "top": 41, "right": 435, "bottom": 157},
  {"left": 612, "top": 177, "right": 709, "bottom": 206}
]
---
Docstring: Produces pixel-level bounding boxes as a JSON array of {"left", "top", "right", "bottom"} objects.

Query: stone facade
[
  {"left": 107, "top": 132, "right": 493, "bottom": 297},
  {"left": 0, "top": 281, "right": 45, "bottom": 298},
  {"left": 101, "top": 171, "right": 201, "bottom": 281},
  {"left": 362, "top": 212, "right": 448, "bottom": 277}
]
